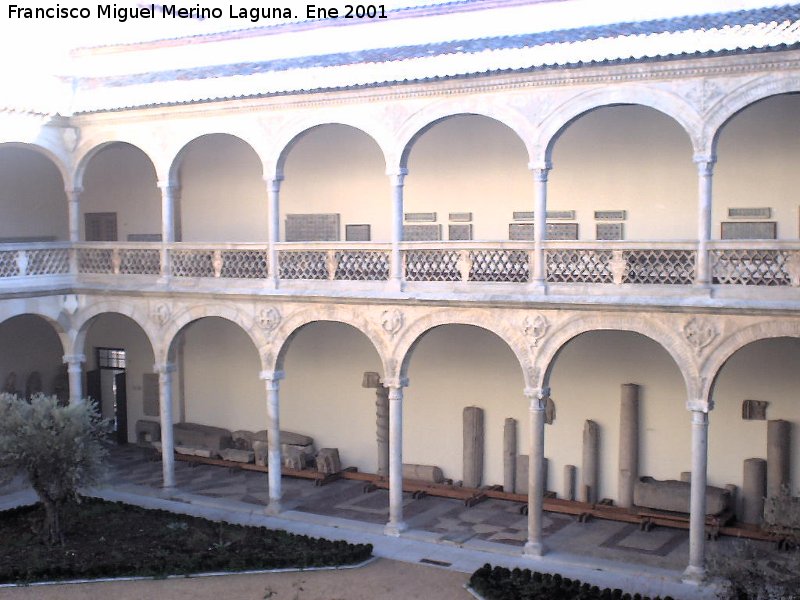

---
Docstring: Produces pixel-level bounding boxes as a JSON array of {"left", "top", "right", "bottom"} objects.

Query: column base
[
  {"left": 681, "top": 565, "right": 705, "bottom": 584},
  {"left": 265, "top": 500, "right": 282, "bottom": 516},
  {"left": 527, "top": 281, "right": 548, "bottom": 296},
  {"left": 386, "top": 277, "right": 404, "bottom": 293},
  {"left": 384, "top": 521, "right": 408, "bottom": 537},
  {"left": 523, "top": 541, "right": 545, "bottom": 557}
]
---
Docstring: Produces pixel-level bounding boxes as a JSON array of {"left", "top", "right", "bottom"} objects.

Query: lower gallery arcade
[{"left": 1, "top": 294, "right": 798, "bottom": 575}]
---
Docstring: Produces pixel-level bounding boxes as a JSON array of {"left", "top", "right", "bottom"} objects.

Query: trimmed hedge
[
  {"left": 0, "top": 498, "right": 372, "bottom": 584},
  {"left": 469, "top": 564, "right": 675, "bottom": 600}
]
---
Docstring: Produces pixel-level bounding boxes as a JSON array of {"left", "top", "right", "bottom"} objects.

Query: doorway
[{"left": 86, "top": 347, "right": 128, "bottom": 444}]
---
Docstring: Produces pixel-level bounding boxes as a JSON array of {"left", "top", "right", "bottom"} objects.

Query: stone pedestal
[
  {"left": 503, "top": 418, "right": 517, "bottom": 493},
  {"left": 767, "top": 420, "right": 791, "bottom": 498},
  {"left": 742, "top": 458, "right": 767, "bottom": 524},
  {"left": 564, "top": 464, "right": 576, "bottom": 501},
  {"left": 463, "top": 406, "right": 484, "bottom": 489},
  {"left": 618, "top": 383, "right": 639, "bottom": 508},
  {"left": 582, "top": 420, "right": 599, "bottom": 504}
]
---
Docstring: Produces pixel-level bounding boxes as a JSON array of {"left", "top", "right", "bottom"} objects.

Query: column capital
[
  {"left": 154, "top": 362, "right": 177, "bottom": 374},
  {"left": 686, "top": 399, "right": 714, "bottom": 414},
  {"left": 524, "top": 387, "right": 549, "bottom": 409},
  {"left": 63, "top": 353, "right": 86, "bottom": 365},
  {"left": 386, "top": 168, "right": 408, "bottom": 186},
  {"left": 528, "top": 161, "right": 552, "bottom": 176},
  {"left": 65, "top": 186, "right": 83, "bottom": 198},
  {"left": 259, "top": 369, "right": 285, "bottom": 382},
  {"left": 693, "top": 154, "right": 717, "bottom": 173},
  {"left": 383, "top": 377, "right": 408, "bottom": 390},
  {"left": 157, "top": 181, "right": 181, "bottom": 195},
  {"left": 264, "top": 174, "right": 284, "bottom": 187}
]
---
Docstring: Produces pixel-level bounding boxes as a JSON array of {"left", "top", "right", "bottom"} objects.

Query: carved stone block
[
  {"left": 316, "top": 448, "right": 341, "bottom": 474},
  {"left": 220, "top": 448, "right": 255, "bottom": 463}
]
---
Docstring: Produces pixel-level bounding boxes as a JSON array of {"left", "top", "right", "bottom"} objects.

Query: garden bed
[{"left": 0, "top": 498, "right": 372, "bottom": 584}]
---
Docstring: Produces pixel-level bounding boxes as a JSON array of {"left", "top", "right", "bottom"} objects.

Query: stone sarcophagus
[{"left": 633, "top": 476, "right": 733, "bottom": 516}]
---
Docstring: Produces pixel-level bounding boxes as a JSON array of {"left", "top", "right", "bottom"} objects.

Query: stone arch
[
  {"left": 269, "top": 306, "right": 389, "bottom": 375},
  {"left": 394, "top": 310, "right": 530, "bottom": 386},
  {"left": 396, "top": 102, "right": 535, "bottom": 169},
  {"left": 72, "top": 300, "right": 159, "bottom": 363},
  {"left": 0, "top": 141, "right": 71, "bottom": 189},
  {"left": 272, "top": 119, "right": 393, "bottom": 178},
  {"left": 159, "top": 303, "right": 266, "bottom": 365},
  {"left": 167, "top": 132, "right": 264, "bottom": 186},
  {"left": 0, "top": 310, "right": 70, "bottom": 356},
  {"left": 534, "top": 314, "right": 698, "bottom": 399},
  {"left": 535, "top": 87, "right": 701, "bottom": 163},
  {"left": 704, "top": 75, "right": 800, "bottom": 155},
  {"left": 702, "top": 319, "right": 800, "bottom": 401},
  {"left": 73, "top": 140, "right": 159, "bottom": 190}
]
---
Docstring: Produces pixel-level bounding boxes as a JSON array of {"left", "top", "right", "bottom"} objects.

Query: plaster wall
[
  {"left": 80, "top": 143, "right": 161, "bottom": 241},
  {"left": 83, "top": 313, "right": 156, "bottom": 442},
  {"left": 0, "top": 314, "right": 63, "bottom": 397},
  {"left": 0, "top": 148, "right": 67, "bottom": 241}
]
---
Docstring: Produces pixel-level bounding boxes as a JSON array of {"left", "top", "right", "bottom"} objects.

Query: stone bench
[{"left": 633, "top": 476, "right": 732, "bottom": 516}]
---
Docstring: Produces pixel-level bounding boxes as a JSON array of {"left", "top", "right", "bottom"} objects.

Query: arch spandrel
[
  {"left": 532, "top": 313, "right": 700, "bottom": 401},
  {"left": 392, "top": 309, "right": 532, "bottom": 388},
  {"left": 267, "top": 305, "right": 390, "bottom": 376},
  {"left": 394, "top": 100, "right": 536, "bottom": 169},
  {"left": 534, "top": 86, "right": 703, "bottom": 163}
]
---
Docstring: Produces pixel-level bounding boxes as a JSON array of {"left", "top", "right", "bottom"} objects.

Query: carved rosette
[
  {"left": 153, "top": 303, "right": 171, "bottom": 328},
  {"left": 683, "top": 317, "right": 718, "bottom": 355},
  {"left": 380, "top": 309, "right": 403, "bottom": 337},
  {"left": 257, "top": 306, "right": 281, "bottom": 332},
  {"left": 522, "top": 313, "right": 548, "bottom": 347}
]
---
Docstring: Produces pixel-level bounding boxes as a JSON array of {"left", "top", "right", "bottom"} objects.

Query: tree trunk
[{"left": 41, "top": 497, "right": 63, "bottom": 545}]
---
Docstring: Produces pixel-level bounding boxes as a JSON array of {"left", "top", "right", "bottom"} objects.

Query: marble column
[
  {"left": 388, "top": 169, "right": 407, "bottom": 291},
  {"left": 742, "top": 458, "right": 767, "bottom": 525},
  {"left": 62, "top": 353, "right": 85, "bottom": 404},
  {"left": 155, "top": 362, "right": 177, "bottom": 489},
  {"left": 385, "top": 381, "right": 407, "bottom": 536},
  {"left": 376, "top": 385, "right": 390, "bottom": 477},
  {"left": 694, "top": 155, "right": 715, "bottom": 287},
  {"left": 581, "top": 420, "right": 599, "bottom": 504},
  {"left": 261, "top": 370, "right": 284, "bottom": 514},
  {"left": 265, "top": 176, "right": 283, "bottom": 287},
  {"left": 531, "top": 165, "right": 550, "bottom": 288},
  {"left": 65, "top": 187, "right": 82, "bottom": 243},
  {"left": 158, "top": 182, "right": 181, "bottom": 279},
  {"left": 684, "top": 407, "right": 710, "bottom": 582},
  {"left": 503, "top": 418, "right": 517, "bottom": 493},
  {"left": 463, "top": 406, "right": 484, "bottom": 489},
  {"left": 525, "top": 387, "right": 548, "bottom": 557},
  {"left": 618, "top": 383, "right": 640, "bottom": 508},
  {"left": 767, "top": 419, "right": 791, "bottom": 498}
]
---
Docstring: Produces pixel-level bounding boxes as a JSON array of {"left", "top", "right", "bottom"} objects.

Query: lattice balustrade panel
[
  {"left": 469, "top": 250, "right": 529, "bottom": 283},
  {"left": 220, "top": 250, "right": 269, "bottom": 279},
  {"left": 119, "top": 249, "right": 161, "bottom": 275},
  {"left": 622, "top": 250, "right": 695, "bottom": 284},
  {"left": 171, "top": 250, "right": 214, "bottom": 278},
  {"left": 404, "top": 249, "right": 460, "bottom": 282},
  {"left": 0, "top": 251, "right": 20, "bottom": 277},
  {"left": 78, "top": 248, "right": 114, "bottom": 274},
  {"left": 278, "top": 251, "right": 328, "bottom": 279},
  {"left": 711, "top": 249, "right": 791, "bottom": 286},
  {"left": 546, "top": 249, "right": 613, "bottom": 283},
  {"left": 334, "top": 251, "right": 389, "bottom": 281},
  {"left": 26, "top": 249, "right": 70, "bottom": 275}
]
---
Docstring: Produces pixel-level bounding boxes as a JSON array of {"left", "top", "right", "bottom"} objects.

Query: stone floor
[{"left": 104, "top": 446, "right": 697, "bottom": 571}]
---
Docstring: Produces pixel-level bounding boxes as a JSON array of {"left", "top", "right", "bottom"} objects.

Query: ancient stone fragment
[{"left": 463, "top": 406, "right": 484, "bottom": 489}]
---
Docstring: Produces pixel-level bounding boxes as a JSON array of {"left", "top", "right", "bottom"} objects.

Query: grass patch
[
  {"left": 469, "top": 564, "right": 675, "bottom": 600},
  {"left": 0, "top": 498, "right": 372, "bottom": 584}
]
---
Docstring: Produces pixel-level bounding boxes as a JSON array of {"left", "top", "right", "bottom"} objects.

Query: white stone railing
[{"left": 1, "top": 241, "right": 799, "bottom": 293}]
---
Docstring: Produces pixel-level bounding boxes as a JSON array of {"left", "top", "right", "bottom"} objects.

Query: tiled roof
[{"left": 46, "top": 3, "right": 800, "bottom": 113}]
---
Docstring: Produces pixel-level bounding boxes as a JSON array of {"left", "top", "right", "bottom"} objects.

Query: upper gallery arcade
[{"left": 1, "top": 0, "right": 799, "bottom": 583}]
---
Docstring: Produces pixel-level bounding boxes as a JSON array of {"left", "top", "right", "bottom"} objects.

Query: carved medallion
[
  {"left": 522, "top": 314, "right": 548, "bottom": 347},
  {"left": 61, "top": 127, "right": 79, "bottom": 152},
  {"left": 61, "top": 294, "right": 79, "bottom": 315},
  {"left": 257, "top": 306, "right": 281, "bottom": 332},
  {"left": 381, "top": 309, "right": 403, "bottom": 337},
  {"left": 684, "top": 317, "right": 718, "bottom": 355},
  {"left": 153, "top": 303, "right": 171, "bottom": 328}
]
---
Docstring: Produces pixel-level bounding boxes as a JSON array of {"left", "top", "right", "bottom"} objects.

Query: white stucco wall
[{"left": 0, "top": 314, "right": 63, "bottom": 397}]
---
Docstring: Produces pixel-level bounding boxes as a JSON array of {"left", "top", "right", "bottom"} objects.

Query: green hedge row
[{"left": 469, "top": 564, "right": 676, "bottom": 600}]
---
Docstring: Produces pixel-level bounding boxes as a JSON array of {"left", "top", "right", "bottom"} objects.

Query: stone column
[
  {"left": 65, "top": 187, "right": 82, "bottom": 243},
  {"left": 767, "top": 419, "right": 791, "bottom": 498},
  {"left": 684, "top": 406, "right": 710, "bottom": 582},
  {"left": 376, "top": 385, "right": 390, "bottom": 477},
  {"left": 525, "top": 387, "right": 548, "bottom": 557},
  {"left": 155, "top": 362, "right": 177, "bottom": 489},
  {"left": 62, "top": 354, "right": 85, "bottom": 404},
  {"left": 503, "top": 418, "right": 517, "bottom": 493},
  {"left": 694, "top": 155, "right": 715, "bottom": 287},
  {"left": 742, "top": 458, "right": 767, "bottom": 525},
  {"left": 531, "top": 165, "right": 550, "bottom": 289},
  {"left": 463, "top": 406, "right": 484, "bottom": 489},
  {"left": 265, "top": 177, "right": 282, "bottom": 287},
  {"left": 261, "top": 370, "right": 284, "bottom": 514},
  {"left": 618, "top": 383, "right": 640, "bottom": 508},
  {"left": 158, "top": 182, "right": 181, "bottom": 279},
  {"left": 388, "top": 169, "right": 407, "bottom": 291},
  {"left": 563, "top": 465, "right": 576, "bottom": 501},
  {"left": 581, "top": 420, "right": 599, "bottom": 504},
  {"left": 385, "top": 381, "right": 407, "bottom": 536}
]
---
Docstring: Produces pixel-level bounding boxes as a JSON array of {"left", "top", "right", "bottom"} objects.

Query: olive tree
[{"left": 0, "top": 393, "right": 110, "bottom": 545}]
